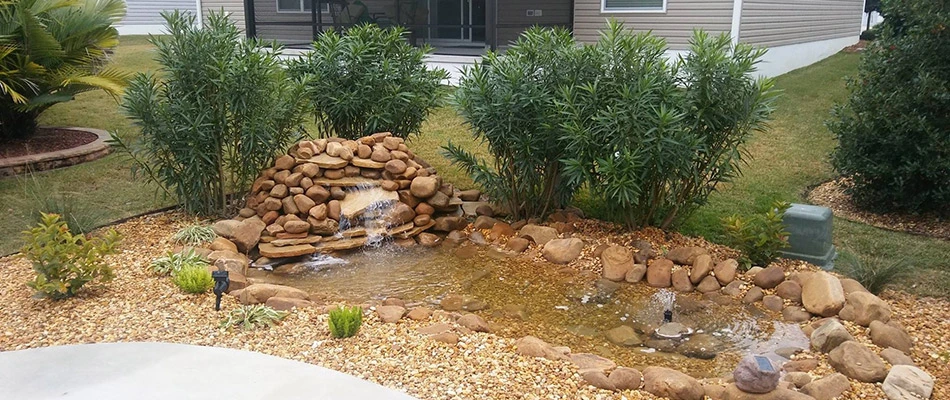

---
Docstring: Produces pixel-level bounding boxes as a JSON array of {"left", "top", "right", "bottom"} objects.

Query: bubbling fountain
[{"left": 651, "top": 289, "right": 694, "bottom": 340}]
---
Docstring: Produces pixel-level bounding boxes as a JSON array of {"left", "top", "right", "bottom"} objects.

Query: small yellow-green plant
[
  {"left": 21, "top": 213, "right": 121, "bottom": 300},
  {"left": 328, "top": 305, "right": 363, "bottom": 338},
  {"left": 149, "top": 250, "right": 208, "bottom": 276},
  {"left": 172, "top": 265, "right": 213, "bottom": 294},
  {"left": 722, "top": 201, "right": 791, "bottom": 269},
  {"left": 171, "top": 223, "right": 217, "bottom": 246},
  {"left": 220, "top": 305, "right": 288, "bottom": 330}
]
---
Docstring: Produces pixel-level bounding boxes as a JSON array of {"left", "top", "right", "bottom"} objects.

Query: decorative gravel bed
[{"left": 0, "top": 212, "right": 946, "bottom": 399}]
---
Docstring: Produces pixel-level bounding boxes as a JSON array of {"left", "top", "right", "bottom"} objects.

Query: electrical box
[
  {"left": 526, "top": 9, "right": 534, "bottom": 16},
  {"left": 780, "top": 203, "right": 837, "bottom": 270}
]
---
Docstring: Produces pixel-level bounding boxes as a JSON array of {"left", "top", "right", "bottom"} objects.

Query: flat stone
[
  {"left": 395, "top": 221, "right": 435, "bottom": 238},
  {"left": 313, "top": 237, "right": 368, "bottom": 252},
  {"left": 883, "top": 365, "right": 934, "bottom": 400},
  {"left": 417, "top": 323, "right": 453, "bottom": 335},
  {"left": 605, "top": 325, "right": 642, "bottom": 347},
  {"left": 303, "top": 154, "right": 349, "bottom": 169},
  {"left": 338, "top": 187, "right": 399, "bottom": 218},
  {"left": 569, "top": 353, "right": 616, "bottom": 374},
  {"left": 350, "top": 157, "right": 386, "bottom": 169},
  {"left": 257, "top": 243, "right": 315, "bottom": 258},
  {"left": 880, "top": 347, "right": 915, "bottom": 366},
  {"left": 269, "top": 236, "right": 322, "bottom": 246},
  {"left": 312, "top": 177, "right": 381, "bottom": 187}
]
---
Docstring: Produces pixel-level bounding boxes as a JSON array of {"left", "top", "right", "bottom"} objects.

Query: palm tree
[{"left": 0, "top": 0, "right": 129, "bottom": 140}]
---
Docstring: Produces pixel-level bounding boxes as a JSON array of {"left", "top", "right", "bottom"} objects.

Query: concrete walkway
[{"left": 0, "top": 342, "right": 417, "bottom": 400}]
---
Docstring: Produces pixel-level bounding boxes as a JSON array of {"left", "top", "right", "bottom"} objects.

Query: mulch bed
[
  {"left": 0, "top": 128, "right": 98, "bottom": 159},
  {"left": 842, "top": 40, "right": 869, "bottom": 53},
  {"left": 808, "top": 178, "right": 950, "bottom": 240}
]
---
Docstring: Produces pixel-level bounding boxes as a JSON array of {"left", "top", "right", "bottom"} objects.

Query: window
[
  {"left": 602, "top": 0, "right": 666, "bottom": 13},
  {"left": 277, "top": 0, "right": 330, "bottom": 13}
]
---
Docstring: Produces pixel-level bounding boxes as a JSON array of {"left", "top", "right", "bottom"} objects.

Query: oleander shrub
[
  {"left": 110, "top": 11, "right": 308, "bottom": 216},
  {"left": 172, "top": 264, "right": 213, "bottom": 293},
  {"left": 829, "top": 0, "right": 950, "bottom": 214},
  {"left": 21, "top": 213, "right": 121, "bottom": 300},
  {"left": 287, "top": 24, "right": 449, "bottom": 139},
  {"left": 722, "top": 201, "right": 791, "bottom": 269},
  {"left": 328, "top": 305, "right": 363, "bottom": 338},
  {"left": 220, "top": 304, "right": 288, "bottom": 330},
  {"left": 171, "top": 224, "right": 216, "bottom": 246},
  {"left": 149, "top": 249, "right": 208, "bottom": 276},
  {"left": 0, "top": 0, "right": 128, "bottom": 139}
]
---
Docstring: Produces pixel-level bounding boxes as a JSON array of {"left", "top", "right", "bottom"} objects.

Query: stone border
[{"left": 0, "top": 127, "right": 112, "bottom": 177}]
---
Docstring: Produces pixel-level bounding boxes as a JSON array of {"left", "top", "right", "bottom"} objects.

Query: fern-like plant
[
  {"left": 835, "top": 250, "right": 912, "bottom": 294},
  {"left": 220, "top": 304, "right": 288, "bottom": 330},
  {"left": 172, "top": 224, "right": 216, "bottom": 246},
  {"left": 149, "top": 250, "right": 208, "bottom": 276},
  {"left": 328, "top": 305, "right": 363, "bottom": 338},
  {"left": 172, "top": 265, "right": 213, "bottom": 294}
]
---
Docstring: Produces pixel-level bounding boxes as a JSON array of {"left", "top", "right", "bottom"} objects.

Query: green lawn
[{"left": 2, "top": 36, "right": 947, "bottom": 296}]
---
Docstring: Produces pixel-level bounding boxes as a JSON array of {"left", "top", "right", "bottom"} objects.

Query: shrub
[
  {"left": 21, "top": 213, "right": 121, "bottom": 300},
  {"left": 328, "top": 305, "right": 363, "bottom": 338},
  {"left": 0, "top": 0, "right": 128, "bottom": 139},
  {"left": 722, "top": 201, "right": 791, "bottom": 269},
  {"left": 172, "top": 265, "right": 213, "bottom": 293},
  {"left": 149, "top": 250, "right": 208, "bottom": 276},
  {"left": 445, "top": 26, "right": 584, "bottom": 220},
  {"left": 110, "top": 11, "right": 309, "bottom": 216},
  {"left": 172, "top": 224, "right": 216, "bottom": 246},
  {"left": 835, "top": 250, "right": 912, "bottom": 294},
  {"left": 220, "top": 304, "right": 288, "bottom": 330},
  {"left": 287, "top": 24, "right": 449, "bottom": 139},
  {"left": 829, "top": 0, "right": 950, "bottom": 214},
  {"left": 860, "top": 29, "right": 878, "bottom": 41}
]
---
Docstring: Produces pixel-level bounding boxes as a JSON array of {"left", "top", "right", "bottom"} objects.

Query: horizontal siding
[
  {"left": 120, "top": 0, "right": 196, "bottom": 26},
  {"left": 204, "top": 0, "right": 246, "bottom": 31},
  {"left": 739, "top": 0, "right": 863, "bottom": 47},
  {"left": 573, "top": 0, "right": 733, "bottom": 50},
  {"left": 496, "top": 0, "right": 572, "bottom": 46}
]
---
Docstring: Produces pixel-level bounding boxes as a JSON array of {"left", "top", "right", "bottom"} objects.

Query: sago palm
[{"left": 0, "top": 0, "right": 128, "bottom": 140}]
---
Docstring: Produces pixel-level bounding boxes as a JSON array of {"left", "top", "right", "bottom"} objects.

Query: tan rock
[
  {"left": 457, "top": 313, "right": 490, "bottom": 332},
  {"left": 845, "top": 291, "right": 891, "bottom": 326},
  {"left": 642, "top": 366, "right": 704, "bottom": 400},
  {"left": 802, "top": 271, "right": 846, "bottom": 317},
  {"left": 515, "top": 336, "right": 569, "bottom": 361},
  {"left": 376, "top": 305, "right": 406, "bottom": 323},
  {"left": 231, "top": 283, "right": 308, "bottom": 304},
  {"left": 601, "top": 245, "right": 634, "bottom": 282},
  {"left": 647, "top": 259, "right": 674, "bottom": 288},
  {"left": 714, "top": 258, "right": 739, "bottom": 285},
  {"left": 690, "top": 254, "right": 713, "bottom": 284},
  {"left": 265, "top": 296, "right": 313, "bottom": 311},
  {"left": 258, "top": 243, "right": 315, "bottom": 258},
  {"left": 666, "top": 247, "right": 708, "bottom": 266},
  {"left": 518, "top": 224, "right": 559, "bottom": 246},
  {"left": 541, "top": 238, "right": 584, "bottom": 264},
  {"left": 828, "top": 341, "right": 888, "bottom": 382},
  {"left": 570, "top": 353, "right": 617, "bottom": 374}
]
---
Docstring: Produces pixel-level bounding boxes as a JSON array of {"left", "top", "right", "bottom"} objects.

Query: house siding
[
  {"left": 203, "top": 0, "right": 247, "bottom": 30},
  {"left": 119, "top": 0, "right": 197, "bottom": 27},
  {"left": 495, "top": 1, "right": 572, "bottom": 47},
  {"left": 738, "top": 0, "right": 863, "bottom": 47},
  {"left": 573, "top": 0, "right": 734, "bottom": 50}
]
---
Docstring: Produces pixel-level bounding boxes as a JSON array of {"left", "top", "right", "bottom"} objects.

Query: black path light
[{"left": 212, "top": 270, "right": 230, "bottom": 311}]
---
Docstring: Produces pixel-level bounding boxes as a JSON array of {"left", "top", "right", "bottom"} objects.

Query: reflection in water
[{"left": 252, "top": 243, "right": 801, "bottom": 377}]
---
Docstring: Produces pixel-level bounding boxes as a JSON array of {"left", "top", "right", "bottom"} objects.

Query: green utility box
[{"left": 781, "top": 204, "right": 837, "bottom": 270}]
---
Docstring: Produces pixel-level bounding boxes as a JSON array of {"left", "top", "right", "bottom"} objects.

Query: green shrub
[
  {"left": 220, "top": 304, "right": 288, "bottom": 330},
  {"left": 829, "top": 0, "right": 950, "bottom": 214},
  {"left": 149, "top": 250, "right": 208, "bottom": 276},
  {"left": 172, "top": 265, "right": 213, "bottom": 293},
  {"left": 287, "top": 24, "right": 449, "bottom": 139},
  {"left": 835, "top": 250, "right": 912, "bottom": 294},
  {"left": 0, "top": 0, "right": 128, "bottom": 139},
  {"left": 445, "top": 26, "right": 584, "bottom": 220},
  {"left": 172, "top": 224, "right": 216, "bottom": 246},
  {"left": 110, "top": 11, "right": 308, "bottom": 216},
  {"left": 722, "top": 201, "right": 791, "bottom": 269},
  {"left": 328, "top": 305, "right": 363, "bottom": 338},
  {"left": 21, "top": 213, "right": 121, "bottom": 300},
  {"left": 860, "top": 29, "right": 878, "bottom": 41}
]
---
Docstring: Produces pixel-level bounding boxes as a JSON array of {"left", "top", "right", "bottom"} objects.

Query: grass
[{"left": 2, "top": 36, "right": 946, "bottom": 296}]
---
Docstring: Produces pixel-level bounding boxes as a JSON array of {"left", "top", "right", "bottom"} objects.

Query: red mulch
[{"left": 0, "top": 128, "right": 98, "bottom": 159}]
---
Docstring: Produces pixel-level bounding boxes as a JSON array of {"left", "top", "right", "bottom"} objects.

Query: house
[
  {"left": 184, "top": 0, "right": 865, "bottom": 77},
  {"left": 116, "top": 0, "right": 201, "bottom": 34}
]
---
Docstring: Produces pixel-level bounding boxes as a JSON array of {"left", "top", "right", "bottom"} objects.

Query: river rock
[
  {"left": 754, "top": 265, "right": 785, "bottom": 289},
  {"left": 457, "top": 313, "right": 490, "bottom": 332},
  {"left": 743, "top": 286, "right": 765, "bottom": 304},
  {"left": 433, "top": 216, "right": 468, "bottom": 232},
  {"left": 802, "top": 271, "right": 846, "bottom": 317},
  {"left": 257, "top": 243, "right": 315, "bottom": 258},
  {"left": 608, "top": 367, "right": 642, "bottom": 391},
  {"left": 672, "top": 268, "right": 694, "bottom": 292},
  {"left": 647, "top": 259, "right": 674, "bottom": 288},
  {"left": 667, "top": 247, "right": 707, "bottom": 265},
  {"left": 582, "top": 371, "right": 616, "bottom": 391},
  {"left": 570, "top": 353, "right": 616, "bottom": 374},
  {"left": 518, "top": 224, "right": 559, "bottom": 245},
  {"left": 828, "top": 341, "right": 888, "bottom": 382},
  {"left": 231, "top": 283, "right": 308, "bottom": 305},
  {"left": 714, "top": 259, "right": 739, "bottom": 285},
  {"left": 409, "top": 176, "right": 439, "bottom": 198},
  {"left": 542, "top": 238, "right": 584, "bottom": 264},
  {"left": 264, "top": 296, "right": 313, "bottom": 311},
  {"left": 880, "top": 347, "right": 916, "bottom": 366},
  {"left": 376, "top": 305, "right": 406, "bottom": 323},
  {"left": 626, "top": 264, "right": 647, "bottom": 283},
  {"left": 733, "top": 355, "right": 780, "bottom": 394},
  {"left": 601, "top": 246, "right": 635, "bottom": 281},
  {"left": 515, "top": 336, "right": 569, "bottom": 361},
  {"left": 782, "top": 306, "right": 812, "bottom": 322},
  {"left": 810, "top": 319, "right": 854, "bottom": 353},
  {"left": 697, "top": 275, "right": 721, "bottom": 293},
  {"left": 870, "top": 320, "right": 914, "bottom": 354},
  {"left": 690, "top": 254, "right": 714, "bottom": 284},
  {"left": 642, "top": 366, "right": 704, "bottom": 400},
  {"left": 605, "top": 325, "right": 642, "bottom": 347},
  {"left": 882, "top": 365, "right": 934, "bottom": 400},
  {"left": 506, "top": 237, "right": 530, "bottom": 253},
  {"left": 845, "top": 291, "right": 891, "bottom": 326},
  {"left": 800, "top": 372, "right": 850, "bottom": 400},
  {"left": 783, "top": 372, "right": 812, "bottom": 389},
  {"left": 763, "top": 295, "right": 785, "bottom": 312}
]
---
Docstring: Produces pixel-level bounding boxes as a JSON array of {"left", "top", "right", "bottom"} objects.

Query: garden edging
[{"left": 0, "top": 127, "right": 112, "bottom": 177}]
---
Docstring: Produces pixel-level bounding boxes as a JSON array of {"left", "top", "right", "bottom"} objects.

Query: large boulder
[
  {"left": 690, "top": 254, "right": 714, "bottom": 284},
  {"left": 720, "top": 384, "right": 815, "bottom": 400},
  {"left": 542, "top": 238, "right": 584, "bottom": 264},
  {"left": 800, "top": 373, "right": 850, "bottom": 400},
  {"left": 642, "top": 367, "right": 704, "bottom": 400},
  {"left": 844, "top": 291, "right": 891, "bottom": 327},
  {"left": 882, "top": 365, "right": 934, "bottom": 400},
  {"left": 518, "top": 224, "right": 559, "bottom": 246},
  {"left": 601, "top": 246, "right": 634, "bottom": 281},
  {"left": 828, "top": 341, "right": 888, "bottom": 383},
  {"left": 733, "top": 355, "right": 780, "bottom": 394},
  {"left": 608, "top": 367, "right": 642, "bottom": 391},
  {"left": 231, "top": 283, "right": 308, "bottom": 305},
  {"left": 802, "top": 271, "right": 846, "bottom": 317},
  {"left": 754, "top": 265, "right": 785, "bottom": 289},
  {"left": 775, "top": 280, "right": 803, "bottom": 303},
  {"left": 666, "top": 247, "right": 708, "bottom": 265},
  {"left": 647, "top": 259, "right": 674, "bottom": 288},
  {"left": 810, "top": 319, "right": 854, "bottom": 353},
  {"left": 870, "top": 320, "right": 914, "bottom": 354},
  {"left": 409, "top": 176, "right": 439, "bottom": 198}
]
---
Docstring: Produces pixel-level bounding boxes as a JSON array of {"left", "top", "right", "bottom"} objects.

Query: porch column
[{"left": 486, "top": 0, "right": 497, "bottom": 51}]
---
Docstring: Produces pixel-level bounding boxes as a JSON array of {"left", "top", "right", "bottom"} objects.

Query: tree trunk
[{"left": 0, "top": 108, "right": 40, "bottom": 140}]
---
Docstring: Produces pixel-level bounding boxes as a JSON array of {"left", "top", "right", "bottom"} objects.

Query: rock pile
[{"left": 229, "top": 133, "right": 464, "bottom": 258}]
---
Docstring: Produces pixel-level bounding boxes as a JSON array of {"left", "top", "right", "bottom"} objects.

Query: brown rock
[
  {"left": 839, "top": 278, "right": 869, "bottom": 295},
  {"left": 284, "top": 172, "right": 304, "bottom": 187},
  {"left": 845, "top": 291, "right": 891, "bottom": 327},
  {"left": 458, "top": 189, "right": 480, "bottom": 201},
  {"left": 570, "top": 353, "right": 617, "bottom": 374},
  {"left": 409, "top": 176, "right": 439, "bottom": 198},
  {"left": 506, "top": 237, "right": 530, "bottom": 253},
  {"left": 880, "top": 347, "right": 916, "bottom": 366},
  {"left": 608, "top": 367, "right": 642, "bottom": 391},
  {"left": 309, "top": 203, "right": 328, "bottom": 220},
  {"left": 257, "top": 243, "right": 315, "bottom": 258},
  {"left": 802, "top": 271, "right": 846, "bottom": 317},
  {"left": 642, "top": 366, "right": 704, "bottom": 400},
  {"left": 323, "top": 168, "right": 344, "bottom": 180},
  {"left": 356, "top": 144, "right": 372, "bottom": 159},
  {"left": 801, "top": 373, "right": 850, "bottom": 400},
  {"left": 828, "top": 341, "right": 888, "bottom": 382},
  {"left": 387, "top": 202, "right": 416, "bottom": 225},
  {"left": 476, "top": 204, "right": 496, "bottom": 218},
  {"left": 414, "top": 202, "right": 435, "bottom": 215},
  {"left": 542, "top": 238, "right": 584, "bottom": 264},
  {"left": 714, "top": 259, "right": 739, "bottom": 285},
  {"left": 274, "top": 155, "right": 295, "bottom": 170},
  {"left": 440, "top": 294, "right": 463, "bottom": 311},
  {"left": 810, "top": 319, "right": 854, "bottom": 353},
  {"left": 305, "top": 185, "right": 331, "bottom": 203},
  {"left": 515, "top": 336, "right": 569, "bottom": 361},
  {"left": 430, "top": 332, "right": 459, "bottom": 345},
  {"left": 782, "top": 358, "right": 818, "bottom": 373},
  {"left": 473, "top": 215, "right": 501, "bottom": 230},
  {"left": 601, "top": 246, "right": 635, "bottom": 282},
  {"left": 284, "top": 220, "right": 310, "bottom": 235},
  {"left": 265, "top": 296, "right": 313, "bottom": 311},
  {"left": 210, "top": 237, "right": 238, "bottom": 253},
  {"left": 489, "top": 222, "right": 515, "bottom": 239},
  {"left": 327, "top": 200, "right": 341, "bottom": 221},
  {"left": 433, "top": 216, "right": 467, "bottom": 232},
  {"left": 406, "top": 307, "right": 432, "bottom": 321},
  {"left": 605, "top": 325, "right": 642, "bottom": 347},
  {"left": 457, "top": 313, "right": 490, "bottom": 332},
  {"left": 385, "top": 159, "right": 407, "bottom": 175},
  {"left": 672, "top": 268, "right": 694, "bottom": 292},
  {"left": 417, "top": 233, "right": 441, "bottom": 248},
  {"left": 775, "top": 280, "right": 803, "bottom": 303},
  {"left": 870, "top": 320, "right": 914, "bottom": 353},
  {"left": 647, "top": 259, "right": 674, "bottom": 288},
  {"left": 626, "top": 264, "right": 647, "bottom": 283},
  {"left": 232, "top": 283, "right": 308, "bottom": 305},
  {"left": 376, "top": 305, "right": 406, "bottom": 323},
  {"left": 782, "top": 306, "right": 812, "bottom": 322},
  {"left": 380, "top": 180, "right": 398, "bottom": 191},
  {"left": 743, "top": 286, "right": 765, "bottom": 304},
  {"left": 754, "top": 265, "right": 785, "bottom": 289},
  {"left": 293, "top": 194, "right": 316, "bottom": 214},
  {"left": 666, "top": 247, "right": 708, "bottom": 265},
  {"left": 690, "top": 254, "right": 714, "bottom": 284},
  {"left": 230, "top": 221, "right": 263, "bottom": 253},
  {"left": 273, "top": 170, "right": 291, "bottom": 184},
  {"left": 582, "top": 370, "right": 617, "bottom": 391},
  {"left": 329, "top": 186, "right": 346, "bottom": 200},
  {"left": 696, "top": 275, "right": 721, "bottom": 293},
  {"left": 763, "top": 295, "right": 785, "bottom": 312}
]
